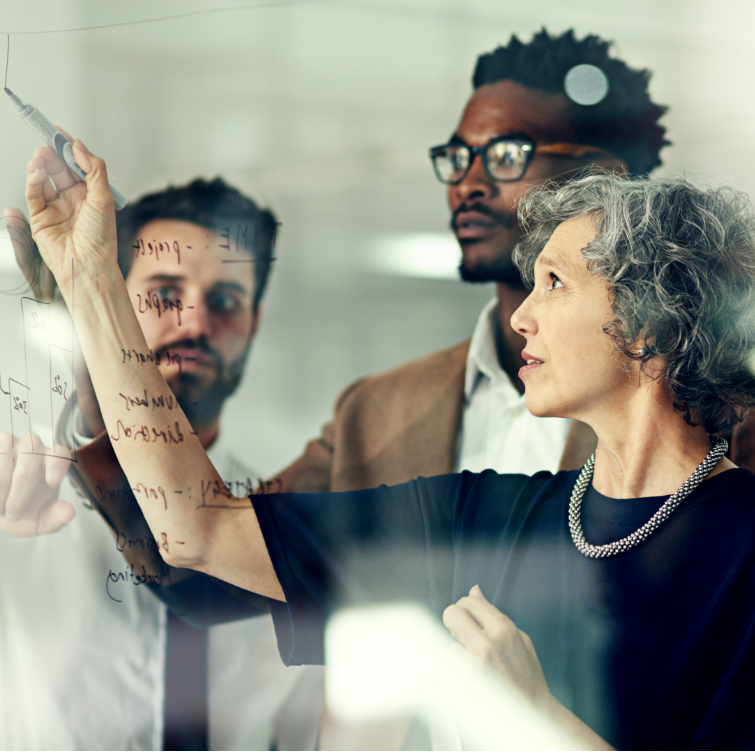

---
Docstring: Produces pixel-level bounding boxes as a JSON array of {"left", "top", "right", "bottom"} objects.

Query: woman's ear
[{"left": 633, "top": 330, "right": 656, "bottom": 359}]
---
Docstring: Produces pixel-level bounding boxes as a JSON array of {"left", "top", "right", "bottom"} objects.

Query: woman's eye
[{"left": 549, "top": 273, "right": 564, "bottom": 290}]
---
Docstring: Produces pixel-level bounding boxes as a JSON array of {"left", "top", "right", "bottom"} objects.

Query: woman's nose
[{"left": 510, "top": 292, "right": 537, "bottom": 337}]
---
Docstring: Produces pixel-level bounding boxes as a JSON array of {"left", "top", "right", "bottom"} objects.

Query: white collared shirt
[
  {"left": 0, "top": 427, "right": 321, "bottom": 750},
  {"left": 456, "top": 299, "right": 571, "bottom": 476}
]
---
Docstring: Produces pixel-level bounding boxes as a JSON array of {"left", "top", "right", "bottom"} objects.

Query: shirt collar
[
  {"left": 206, "top": 431, "right": 230, "bottom": 470},
  {"left": 464, "top": 297, "right": 518, "bottom": 401}
]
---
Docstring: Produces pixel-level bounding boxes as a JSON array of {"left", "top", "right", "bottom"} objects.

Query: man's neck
[
  {"left": 493, "top": 282, "right": 529, "bottom": 395},
  {"left": 194, "top": 421, "right": 220, "bottom": 451}
]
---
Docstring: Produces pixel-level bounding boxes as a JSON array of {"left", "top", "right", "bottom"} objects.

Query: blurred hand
[
  {"left": 24, "top": 133, "right": 117, "bottom": 296},
  {"left": 442, "top": 585, "right": 552, "bottom": 709},
  {"left": 0, "top": 433, "right": 74, "bottom": 537},
  {"left": 2, "top": 206, "right": 58, "bottom": 301}
]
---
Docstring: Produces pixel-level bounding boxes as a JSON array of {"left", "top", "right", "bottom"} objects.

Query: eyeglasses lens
[
  {"left": 433, "top": 146, "right": 470, "bottom": 184},
  {"left": 485, "top": 141, "right": 531, "bottom": 181},
  {"left": 432, "top": 141, "right": 534, "bottom": 183}
]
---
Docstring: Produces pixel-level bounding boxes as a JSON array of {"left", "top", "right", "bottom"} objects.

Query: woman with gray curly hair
[
  {"left": 22, "top": 141, "right": 755, "bottom": 750},
  {"left": 514, "top": 173, "right": 755, "bottom": 434}
]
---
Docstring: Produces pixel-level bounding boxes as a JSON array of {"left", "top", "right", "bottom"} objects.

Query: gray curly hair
[{"left": 513, "top": 173, "right": 755, "bottom": 433}]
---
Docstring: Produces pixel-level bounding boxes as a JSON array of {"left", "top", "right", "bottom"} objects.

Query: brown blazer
[
  {"left": 274, "top": 337, "right": 755, "bottom": 495},
  {"left": 275, "top": 339, "right": 598, "bottom": 494}
]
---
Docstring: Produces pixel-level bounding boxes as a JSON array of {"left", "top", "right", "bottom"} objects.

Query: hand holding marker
[{"left": 5, "top": 87, "right": 127, "bottom": 210}]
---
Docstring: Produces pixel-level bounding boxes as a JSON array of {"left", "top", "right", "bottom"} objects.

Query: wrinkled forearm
[
  {"left": 58, "top": 264, "right": 283, "bottom": 600},
  {"left": 69, "top": 428, "right": 271, "bottom": 624}
]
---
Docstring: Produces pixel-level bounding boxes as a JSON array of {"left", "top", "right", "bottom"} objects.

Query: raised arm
[{"left": 24, "top": 140, "right": 284, "bottom": 601}]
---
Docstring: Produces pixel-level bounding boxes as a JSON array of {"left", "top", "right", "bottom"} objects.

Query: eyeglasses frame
[{"left": 428, "top": 136, "right": 617, "bottom": 185}]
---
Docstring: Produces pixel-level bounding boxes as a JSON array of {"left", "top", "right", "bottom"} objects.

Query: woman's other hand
[
  {"left": 442, "top": 584, "right": 552, "bottom": 709},
  {"left": 24, "top": 134, "right": 117, "bottom": 297},
  {"left": 443, "top": 585, "right": 614, "bottom": 750},
  {"left": 3, "top": 207, "right": 59, "bottom": 301},
  {"left": 0, "top": 433, "right": 73, "bottom": 537}
]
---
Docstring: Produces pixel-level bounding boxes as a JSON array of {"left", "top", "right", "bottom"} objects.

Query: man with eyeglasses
[{"left": 275, "top": 29, "right": 668, "bottom": 496}]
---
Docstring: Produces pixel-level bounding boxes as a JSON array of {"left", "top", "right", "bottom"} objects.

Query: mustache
[
  {"left": 157, "top": 336, "right": 222, "bottom": 369},
  {"left": 450, "top": 202, "right": 518, "bottom": 232}
]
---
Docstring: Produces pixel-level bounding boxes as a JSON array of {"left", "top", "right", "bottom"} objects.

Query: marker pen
[{"left": 4, "top": 87, "right": 127, "bottom": 210}]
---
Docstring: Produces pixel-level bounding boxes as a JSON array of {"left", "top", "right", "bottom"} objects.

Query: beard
[
  {"left": 159, "top": 336, "right": 251, "bottom": 430},
  {"left": 458, "top": 252, "right": 525, "bottom": 285},
  {"left": 451, "top": 201, "right": 526, "bottom": 286}
]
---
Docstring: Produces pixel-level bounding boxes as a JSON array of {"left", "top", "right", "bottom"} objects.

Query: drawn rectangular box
[
  {"left": 49, "top": 343, "right": 77, "bottom": 461},
  {"left": 21, "top": 297, "right": 54, "bottom": 447},
  {"left": 9, "top": 378, "right": 31, "bottom": 439}
]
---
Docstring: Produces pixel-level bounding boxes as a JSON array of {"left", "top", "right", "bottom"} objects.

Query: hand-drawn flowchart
[{"left": 0, "top": 225, "right": 76, "bottom": 460}]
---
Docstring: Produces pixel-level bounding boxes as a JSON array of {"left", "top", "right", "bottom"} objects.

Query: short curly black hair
[
  {"left": 116, "top": 177, "right": 278, "bottom": 310},
  {"left": 473, "top": 29, "right": 669, "bottom": 175}
]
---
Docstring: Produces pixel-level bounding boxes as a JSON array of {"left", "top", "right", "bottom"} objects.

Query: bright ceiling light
[
  {"left": 325, "top": 602, "right": 448, "bottom": 722},
  {"left": 324, "top": 601, "right": 582, "bottom": 749},
  {"left": 369, "top": 233, "right": 460, "bottom": 279}
]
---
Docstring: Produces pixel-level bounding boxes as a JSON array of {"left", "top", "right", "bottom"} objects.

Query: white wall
[{"left": 1, "top": 0, "right": 753, "bottom": 472}]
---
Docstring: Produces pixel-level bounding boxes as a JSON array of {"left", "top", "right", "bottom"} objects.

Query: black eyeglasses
[{"left": 429, "top": 136, "right": 616, "bottom": 185}]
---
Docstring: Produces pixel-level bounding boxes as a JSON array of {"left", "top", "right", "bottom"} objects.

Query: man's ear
[{"left": 250, "top": 303, "right": 263, "bottom": 339}]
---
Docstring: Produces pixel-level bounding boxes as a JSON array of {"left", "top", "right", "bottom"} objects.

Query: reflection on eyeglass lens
[
  {"left": 431, "top": 140, "right": 535, "bottom": 184},
  {"left": 433, "top": 148, "right": 468, "bottom": 182},
  {"left": 486, "top": 142, "right": 531, "bottom": 179}
]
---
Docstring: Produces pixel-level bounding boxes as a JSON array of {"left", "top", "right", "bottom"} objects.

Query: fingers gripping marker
[
  {"left": 61, "top": 141, "right": 127, "bottom": 210},
  {"left": 61, "top": 140, "right": 86, "bottom": 181}
]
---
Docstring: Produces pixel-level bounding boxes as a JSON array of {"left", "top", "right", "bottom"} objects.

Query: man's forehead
[
  {"left": 127, "top": 219, "right": 255, "bottom": 291},
  {"left": 455, "top": 79, "right": 576, "bottom": 145},
  {"left": 135, "top": 219, "right": 231, "bottom": 247}
]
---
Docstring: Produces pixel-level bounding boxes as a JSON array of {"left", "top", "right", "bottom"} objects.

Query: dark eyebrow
[
  {"left": 209, "top": 281, "right": 252, "bottom": 297},
  {"left": 448, "top": 131, "right": 535, "bottom": 146},
  {"left": 142, "top": 274, "right": 185, "bottom": 284},
  {"left": 496, "top": 131, "right": 535, "bottom": 142}
]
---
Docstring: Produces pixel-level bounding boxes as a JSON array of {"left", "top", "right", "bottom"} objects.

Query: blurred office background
[{"left": 0, "top": 0, "right": 753, "bottom": 473}]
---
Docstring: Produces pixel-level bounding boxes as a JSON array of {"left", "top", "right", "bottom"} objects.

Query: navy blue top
[{"left": 252, "top": 468, "right": 755, "bottom": 750}]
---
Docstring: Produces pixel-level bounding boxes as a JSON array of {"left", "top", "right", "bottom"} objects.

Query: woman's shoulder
[
  {"left": 416, "top": 468, "right": 576, "bottom": 496},
  {"left": 448, "top": 465, "right": 755, "bottom": 505},
  {"left": 413, "top": 468, "right": 577, "bottom": 529},
  {"left": 687, "top": 467, "right": 755, "bottom": 514},
  {"left": 715, "top": 466, "right": 755, "bottom": 487},
  {"left": 461, "top": 467, "right": 579, "bottom": 494}
]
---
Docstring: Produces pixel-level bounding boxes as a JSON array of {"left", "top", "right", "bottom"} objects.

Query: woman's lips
[
  {"left": 518, "top": 362, "right": 543, "bottom": 378},
  {"left": 519, "top": 354, "right": 544, "bottom": 379}
]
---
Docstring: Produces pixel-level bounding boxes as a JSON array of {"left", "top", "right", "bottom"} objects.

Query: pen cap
[{"left": 110, "top": 186, "right": 128, "bottom": 211}]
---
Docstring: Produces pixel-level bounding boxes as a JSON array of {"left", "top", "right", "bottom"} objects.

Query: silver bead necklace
[{"left": 568, "top": 436, "right": 728, "bottom": 558}]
